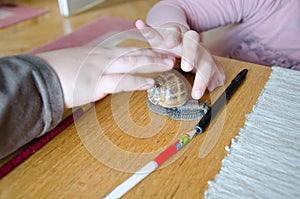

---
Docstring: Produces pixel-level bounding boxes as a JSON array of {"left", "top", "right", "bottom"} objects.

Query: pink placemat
[
  {"left": 0, "top": 4, "right": 48, "bottom": 28},
  {"left": 29, "top": 16, "right": 139, "bottom": 54}
]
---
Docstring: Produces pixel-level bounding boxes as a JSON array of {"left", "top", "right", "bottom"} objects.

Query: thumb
[{"left": 135, "top": 19, "right": 163, "bottom": 48}]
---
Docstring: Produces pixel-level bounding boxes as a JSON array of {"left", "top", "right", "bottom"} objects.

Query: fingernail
[
  {"left": 141, "top": 78, "right": 155, "bottom": 89},
  {"left": 146, "top": 78, "right": 155, "bottom": 84},
  {"left": 164, "top": 58, "right": 174, "bottom": 66},
  {"left": 182, "top": 60, "right": 193, "bottom": 71},
  {"left": 166, "top": 35, "right": 177, "bottom": 47},
  {"left": 166, "top": 35, "right": 175, "bottom": 43},
  {"left": 192, "top": 90, "right": 203, "bottom": 99},
  {"left": 139, "top": 79, "right": 154, "bottom": 90}
]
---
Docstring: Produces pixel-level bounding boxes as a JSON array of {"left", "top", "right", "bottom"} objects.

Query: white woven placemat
[{"left": 205, "top": 67, "right": 300, "bottom": 198}]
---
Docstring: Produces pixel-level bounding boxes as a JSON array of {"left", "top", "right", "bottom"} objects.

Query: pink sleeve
[
  {"left": 146, "top": 2, "right": 190, "bottom": 29},
  {"left": 146, "top": 0, "right": 263, "bottom": 31}
]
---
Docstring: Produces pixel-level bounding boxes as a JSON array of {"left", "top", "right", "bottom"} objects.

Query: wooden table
[{"left": 0, "top": 0, "right": 272, "bottom": 198}]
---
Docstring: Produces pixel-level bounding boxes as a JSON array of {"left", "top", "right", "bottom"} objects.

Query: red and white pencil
[{"left": 104, "top": 129, "right": 197, "bottom": 199}]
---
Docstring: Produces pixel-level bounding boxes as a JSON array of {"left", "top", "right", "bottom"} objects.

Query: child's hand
[
  {"left": 136, "top": 19, "right": 225, "bottom": 99},
  {"left": 37, "top": 46, "right": 175, "bottom": 108},
  {"left": 136, "top": 19, "right": 187, "bottom": 58}
]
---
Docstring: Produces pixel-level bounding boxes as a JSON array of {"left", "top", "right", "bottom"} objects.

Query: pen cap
[
  {"left": 225, "top": 69, "right": 248, "bottom": 100},
  {"left": 233, "top": 69, "right": 248, "bottom": 85}
]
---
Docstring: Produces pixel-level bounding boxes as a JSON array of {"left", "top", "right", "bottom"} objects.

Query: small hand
[
  {"left": 135, "top": 19, "right": 187, "bottom": 57},
  {"left": 37, "top": 46, "right": 175, "bottom": 108},
  {"left": 136, "top": 20, "right": 226, "bottom": 99}
]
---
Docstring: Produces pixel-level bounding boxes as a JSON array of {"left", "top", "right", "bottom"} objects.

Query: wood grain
[{"left": 0, "top": 0, "right": 272, "bottom": 198}]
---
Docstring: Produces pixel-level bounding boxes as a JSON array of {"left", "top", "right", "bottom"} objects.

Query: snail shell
[
  {"left": 147, "top": 70, "right": 189, "bottom": 108},
  {"left": 147, "top": 70, "right": 209, "bottom": 121}
]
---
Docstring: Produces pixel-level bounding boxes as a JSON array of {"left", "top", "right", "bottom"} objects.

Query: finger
[
  {"left": 207, "top": 61, "right": 226, "bottom": 91},
  {"left": 163, "top": 26, "right": 182, "bottom": 48},
  {"left": 191, "top": 60, "right": 213, "bottom": 99},
  {"left": 91, "top": 45, "right": 174, "bottom": 59},
  {"left": 135, "top": 19, "right": 164, "bottom": 48},
  {"left": 115, "top": 47, "right": 173, "bottom": 58},
  {"left": 104, "top": 54, "right": 175, "bottom": 74},
  {"left": 181, "top": 30, "right": 200, "bottom": 72},
  {"left": 96, "top": 74, "right": 155, "bottom": 98}
]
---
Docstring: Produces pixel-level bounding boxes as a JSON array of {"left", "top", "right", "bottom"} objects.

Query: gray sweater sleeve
[{"left": 0, "top": 54, "right": 64, "bottom": 158}]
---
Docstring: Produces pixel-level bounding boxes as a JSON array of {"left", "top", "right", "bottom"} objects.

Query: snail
[{"left": 147, "top": 70, "right": 209, "bottom": 121}]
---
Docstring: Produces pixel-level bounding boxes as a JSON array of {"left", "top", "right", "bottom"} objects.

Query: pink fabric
[
  {"left": 0, "top": 5, "right": 48, "bottom": 28},
  {"left": 147, "top": 0, "right": 300, "bottom": 70}
]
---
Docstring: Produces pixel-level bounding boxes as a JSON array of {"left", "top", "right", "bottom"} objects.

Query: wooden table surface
[{"left": 0, "top": 0, "right": 272, "bottom": 198}]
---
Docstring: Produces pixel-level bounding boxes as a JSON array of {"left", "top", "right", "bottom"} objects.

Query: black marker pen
[{"left": 195, "top": 69, "right": 248, "bottom": 134}]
